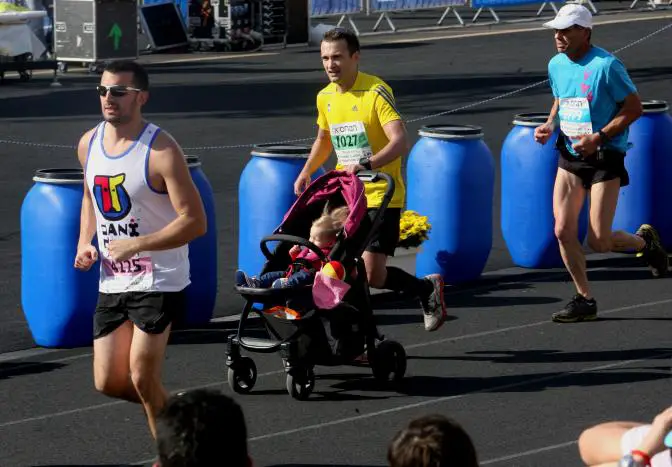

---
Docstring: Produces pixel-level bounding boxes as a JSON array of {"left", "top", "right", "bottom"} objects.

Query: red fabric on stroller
[{"left": 279, "top": 170, "right": 368, "bottom": 239}]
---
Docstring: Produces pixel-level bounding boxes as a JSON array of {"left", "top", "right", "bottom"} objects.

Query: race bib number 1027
[{"left": 330, "top": 121, "right": 373, "bottom": 166}]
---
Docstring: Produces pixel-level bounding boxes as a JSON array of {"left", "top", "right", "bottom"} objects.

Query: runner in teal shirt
[
  {"left": 548, "top": 45, "right": 637, "bottom": 156},
  {"left": 533, "top": 4, "right": 668, "bottom": 324}
]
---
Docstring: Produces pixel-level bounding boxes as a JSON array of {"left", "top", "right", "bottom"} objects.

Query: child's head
[
  {"left": 329, "top": 206, "right": 349, "bottom": 227},
  {"left": 310, "top": 215, "right": 339, "bottom": 249},
  {"left": 310, "top": 206, "right": 350, "bottom": 249},
  {"left": 387, "top": 414, "right": 478, "bottom": 467}
]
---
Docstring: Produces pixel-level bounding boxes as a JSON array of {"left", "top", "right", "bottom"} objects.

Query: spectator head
[
  {"left": 387, "top": 414, "right": 479, "bottom": 467},
  {"left": 156, "top": 389, "right": 251, "bottom": 467}
]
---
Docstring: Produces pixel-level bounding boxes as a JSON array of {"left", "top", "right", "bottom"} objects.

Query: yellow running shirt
[{"left": 316, "top": 71, "right": 405, "bottom": 209}]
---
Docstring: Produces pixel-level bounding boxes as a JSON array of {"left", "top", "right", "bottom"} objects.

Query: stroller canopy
[{"left": 280, "top": 170, "right": 367, "bottom": 238}]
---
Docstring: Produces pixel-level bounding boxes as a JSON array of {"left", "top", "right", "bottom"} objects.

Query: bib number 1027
[{"left": 334, "top": 134, "right": 359, "bottom": 149}]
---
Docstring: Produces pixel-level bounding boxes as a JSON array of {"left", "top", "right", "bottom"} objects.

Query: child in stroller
[
  {"left": 225, "top": 170, "right": 407, "bottom": 400},
  {"left": 235, "top": 205, "right": 350, "bottom": 289}
]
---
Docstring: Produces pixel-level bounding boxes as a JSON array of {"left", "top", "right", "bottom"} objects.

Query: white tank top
[{"left": 84, "top": 121, "right": 190, "bottom": 294}]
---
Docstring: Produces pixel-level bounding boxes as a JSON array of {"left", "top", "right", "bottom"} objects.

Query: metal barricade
[
  {"left": 310, "top": 0, "right": 365, "bottom": 35},
  {"left": 368, "top": 0, "right": 468, "bottom": 32}
]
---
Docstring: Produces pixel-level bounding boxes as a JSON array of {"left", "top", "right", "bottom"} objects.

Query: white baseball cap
[{"left": 543, "top": 3, "right": 593, "bottom": 30}]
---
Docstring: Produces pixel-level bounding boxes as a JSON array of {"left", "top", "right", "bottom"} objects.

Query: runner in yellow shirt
[{"left": 293, "top": 28, "right": 447, "bottom": 332}]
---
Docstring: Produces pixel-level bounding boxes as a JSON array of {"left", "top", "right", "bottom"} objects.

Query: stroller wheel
[
  {"left": 227, "top": 357, "right": 257, "bottom": 394},
  {"left": 286, "top": 367, "right": 315, "bottom": 400},
  {"left": 371, "top": 340, "right": 407, "bottom": 383}
]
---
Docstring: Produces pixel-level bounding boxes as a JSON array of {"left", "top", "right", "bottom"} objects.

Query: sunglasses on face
[{"left": 96, "top": 84, "right": 143, "bottom": 97}]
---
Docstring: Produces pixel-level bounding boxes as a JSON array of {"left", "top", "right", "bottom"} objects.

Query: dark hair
[
  {"left": 103, "top": 60, "right": 149, "bottom": 90},
  {"left": 387, "top": 414, "right": 479, "bottom": 467},
  {"left": 322, "top": 27, "right": 360, "bottom": 56},
  {"left": 156, "top": 389, "right": 249, "bottom": 467}
]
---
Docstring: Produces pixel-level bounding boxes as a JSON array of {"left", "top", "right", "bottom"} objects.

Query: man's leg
[
  {"left": 551, "top": 168, "right": 596, "bottom": 323},
  {"left": 364, "top": 208, "right": 446, "bottom": 332},
  {"left": 602, "top": 150, "right": 668, "bottom": 277},
  {"left": 127, "top": 291, "right": 183, "bottom": 439},
  {"left": 93, "top": 293, "right": 141, "bottom": 403},
  {"left": 588, "top": 173, "right": 668, "bottom": 277},
  {"left": 129, "top": 321, "right": 172, "bottom": 439},
  {"left": 586, "top": 179, "right": 635, "bottom": 253}
]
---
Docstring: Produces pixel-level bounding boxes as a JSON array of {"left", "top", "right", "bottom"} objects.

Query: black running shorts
[
  {"left": 93, "top": 289, "right": 187, "bottom": 339},
  {"left": 557, "top": 138, "right": 629, "bottom": 189},
  {"left": 365, "top": 207, "right": 401, "bottom": 257}
]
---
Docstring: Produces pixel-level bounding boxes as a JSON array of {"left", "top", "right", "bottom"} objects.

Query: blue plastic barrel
[
  {"left": 613, "top": 100, "right": 672, "bottom": 249},
  {"left": 21, "top": 169, "right": 100, "bottom": 348},
  {"left": 238, "top": 144, "right": 325, "bottom": 277},
  {"left": 406, "top": 125, "right": 494, "bottom": 284},
  {"left": 184, "top": 155, "right": 217, "bottom": 325},
  {"left": 501, "top": 113, "right": 589, "bottom": 268}
]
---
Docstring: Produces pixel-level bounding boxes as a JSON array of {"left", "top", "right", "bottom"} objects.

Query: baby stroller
[{"left": 226, "top": 170, "right": 407, "bottom": 400}]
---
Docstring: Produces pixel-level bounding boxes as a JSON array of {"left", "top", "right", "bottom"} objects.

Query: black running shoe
[
  {"left": 635, "top": 224, "right": 669, "bottom": 278},
  {"left": 551, "top": 294, "right": 597, "bottom": 323}
]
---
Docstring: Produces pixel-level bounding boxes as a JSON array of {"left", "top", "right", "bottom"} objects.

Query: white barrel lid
[
  {"left": 251, "top": 144, "right": 312, "bottom": 158},
  {"left": 418, "top": 124, "right": 484, "bottom": 140}
]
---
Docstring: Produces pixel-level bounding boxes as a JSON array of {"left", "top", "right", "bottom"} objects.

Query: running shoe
[
  {"left": 635, "top": 224, "right": 669, "bottom": 278},
  {"left": 552, "top": 294, "right": 597, "bottom": 323},
  {"left": 421, "top": 274, "right": 447, "bottom": 332}
]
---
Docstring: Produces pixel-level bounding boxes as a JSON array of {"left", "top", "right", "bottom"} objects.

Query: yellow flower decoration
[{"left": 398, "top": 210, "right": 432, "bottom": 249}]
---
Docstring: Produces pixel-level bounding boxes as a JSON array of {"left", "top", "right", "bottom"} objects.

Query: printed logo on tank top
[
  {"left": 93, "top": 173, "right": 132, "bottom": 221},
  {"left": 92, "top": 172, "right": 153, "bottom": 288}
]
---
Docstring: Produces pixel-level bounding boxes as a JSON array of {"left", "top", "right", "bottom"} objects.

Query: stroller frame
[{"left": 226, "top": 171, "right": 407, "bottom": 400}]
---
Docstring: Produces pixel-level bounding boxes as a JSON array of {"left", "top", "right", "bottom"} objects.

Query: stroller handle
[
  {"left": 260, "top": 234, "right": 330, "bottom": 264},
  {"left": 356, "top": 171, "right": 395, "bottom": 209}
]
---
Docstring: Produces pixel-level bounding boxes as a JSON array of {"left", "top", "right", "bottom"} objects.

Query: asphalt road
[{"left": 1, "top": 10, "right": 670, "bottom": 354}]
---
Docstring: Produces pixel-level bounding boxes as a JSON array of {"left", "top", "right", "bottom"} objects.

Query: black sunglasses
[{"left": 96, "top": 84, "right": 143, "bottom": 97}]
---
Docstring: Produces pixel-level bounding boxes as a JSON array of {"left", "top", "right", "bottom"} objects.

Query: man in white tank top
[{"left": 73, "top": 60, "right": 207, "bottom": 440}]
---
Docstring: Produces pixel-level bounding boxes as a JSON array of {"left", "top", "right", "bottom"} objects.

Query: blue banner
[
  {"left": 369, "top": 0, "right": 466, "bottom": 11},
  {"left": 471, "top": 0, "right": 561, "bottom": 7},
  {"left": 310, "top": 0, "right": 362, "bottom": 16}
]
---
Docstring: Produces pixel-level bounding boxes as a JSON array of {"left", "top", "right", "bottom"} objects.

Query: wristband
[
  {"left": 631, "top": 450, "right": 652, "bottom": 466},
  {"left": 359, "top": 157, "right": 372, "bottom": 171}
]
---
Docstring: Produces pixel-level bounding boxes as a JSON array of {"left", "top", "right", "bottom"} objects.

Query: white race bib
[
  {"left": 329, "top": 121, "right": 373, "bottom": 166},
  {"left": 558, "top": 97, "right": 593, "bottom": 140},
  {"left": 101, "top": 253, "right": 154, "bottom": 291}
]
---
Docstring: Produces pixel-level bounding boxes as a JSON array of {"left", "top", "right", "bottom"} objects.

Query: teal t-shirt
[{"left": 548, "top": 46, "right": 637, "bottom": 156}]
